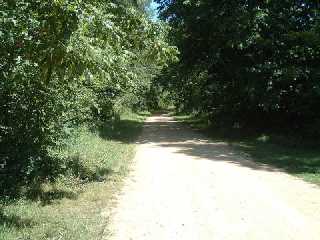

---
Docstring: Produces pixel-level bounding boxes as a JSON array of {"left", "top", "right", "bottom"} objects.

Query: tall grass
[{"left": 0, "top": 111, "right": 148, "bottom": 240}]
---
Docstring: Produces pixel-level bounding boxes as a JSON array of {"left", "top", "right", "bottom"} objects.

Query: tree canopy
[{"left": 155, "top": 0, "right": 320, "bottom": 135}]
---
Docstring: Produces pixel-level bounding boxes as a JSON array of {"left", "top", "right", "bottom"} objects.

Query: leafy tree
[
  {"left": 0, "top": 0, "right": 177, "bottom": 188},
  {"left": 156, "top": 0, "right": 320, "bottom": 134}
]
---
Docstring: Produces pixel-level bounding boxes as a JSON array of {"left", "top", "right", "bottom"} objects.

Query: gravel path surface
[{"left": 105, "top": 114, "right": 320, "bottom": 240}]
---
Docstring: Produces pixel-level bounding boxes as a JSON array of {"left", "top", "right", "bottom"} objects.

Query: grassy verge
[
  {"left": 175, "top": 114, "right": 320, "bottom": 186},
  {"left": 0, "top": 111, "right": 148, "bottom": 240}
]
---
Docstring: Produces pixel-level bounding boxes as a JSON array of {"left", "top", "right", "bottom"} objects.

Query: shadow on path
[{"left": 136, "top": 115, "right": 280, "bottom": 173}]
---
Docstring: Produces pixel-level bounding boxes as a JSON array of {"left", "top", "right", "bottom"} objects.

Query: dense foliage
[
  {"left": 0, "top": 0, "right": 177, "bottom": 189},
  {"left": 155, "top": 0, "right": 320, "bottom": 135}
]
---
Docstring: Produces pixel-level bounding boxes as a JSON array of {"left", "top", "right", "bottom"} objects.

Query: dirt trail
[{"left": 105, "top": 114, "right": 320, "bottom": 240}]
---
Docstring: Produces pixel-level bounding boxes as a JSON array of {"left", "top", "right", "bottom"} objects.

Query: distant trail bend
[{"left": 105, "top": 114, "right": 320, "bottom": 240}]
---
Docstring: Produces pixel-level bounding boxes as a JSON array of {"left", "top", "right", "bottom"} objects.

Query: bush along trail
[
  {"left": 0, "top": 0, "right": 177, "bottom": 194},
  {"left": 0, "top": 112, "right": 147, "bottom": 240}
]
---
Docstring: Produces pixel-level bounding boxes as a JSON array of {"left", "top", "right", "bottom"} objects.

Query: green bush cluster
[{"left": 0, "top": 0, "right": 177, "bottom": 190}]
